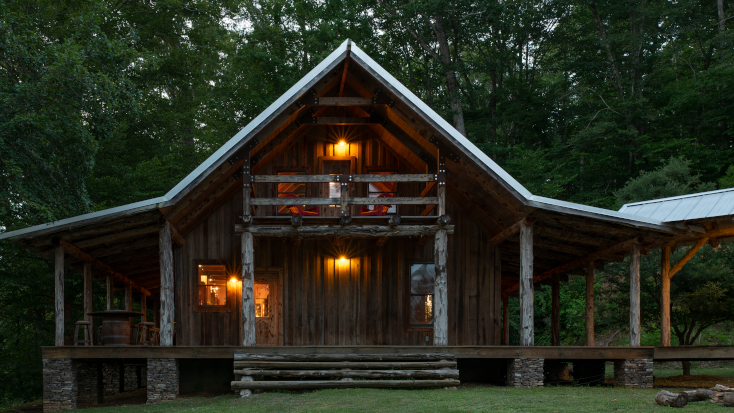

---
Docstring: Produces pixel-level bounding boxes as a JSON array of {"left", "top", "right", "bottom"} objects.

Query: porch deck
[{"left": 42, "top": 345, "right": 734, "bottom": 361}]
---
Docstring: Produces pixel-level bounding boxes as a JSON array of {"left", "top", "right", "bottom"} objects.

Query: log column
[
  {"left": 519, "top": 219, "right": 534, "bottom": 346},
  {"left": 502, "top": 293, "right": 509, "bottom": 345},
  {"left": 630, "top": 242, "right": 641, "bottom": 346},
  {"left": 83, "top": 263, "right": 93, "bottom": 343},
  {"left": 660, "top": 245, "right": 672, "bottom": 346},
  {"left": 159, "top": 223, "right": 174, "bottom": 346},
  {"left": 54, "top": 246, "right": 64, "bottom": 347},
  {"left": 585, "top": 263, "right": 595, "bottom": 346},
  {"left": 433, "top": 228, "right": 448, "bottom": 346},
  {"left": 241, "top": 232, "right": 256, "bottom": 346},
  {"left": 106, "top": 276, "right": 114, "bottom": 310},
  {"left": 551, "top": 275, "right": 560, "bottom": 346}
]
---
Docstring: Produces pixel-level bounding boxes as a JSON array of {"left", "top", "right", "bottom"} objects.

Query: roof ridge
[{"left": 619, "top": 186, "right": 734, "bottom": 210}]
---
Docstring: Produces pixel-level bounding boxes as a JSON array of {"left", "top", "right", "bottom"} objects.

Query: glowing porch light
[
  {"left": 339, "top": 140, "right": 346, "bottom": 146},
  {"left": 339, "top": 256, "right": 347, "bottom": 263}
]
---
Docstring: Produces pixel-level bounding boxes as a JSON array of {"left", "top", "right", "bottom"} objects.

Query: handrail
[
  {"left": 253, "top": 174, "right": 435, "bottom": 183},
  {"left": 251, "top": 197, "right": 439, "bottom": 206}
]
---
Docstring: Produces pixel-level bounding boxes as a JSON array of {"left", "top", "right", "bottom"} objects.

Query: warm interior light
[
  {"left": 230, "top": 277, "right": 238, "bottom": 283},
  {"left": 339, "top": 140, "right": 346, "bottom": 146},
  {"left": 339, "top": 256, "right": 347, "bottom": 263}
]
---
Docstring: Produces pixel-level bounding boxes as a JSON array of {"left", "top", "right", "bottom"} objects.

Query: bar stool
[
  {"left": 74, "top": 321, "right": 93, "bottom": 346},
  {"left": 137, "top": 322, "right": 156, "bottom": 345},
  {"left": 150, "top": 327, "right": 161, "bottom": 346}
]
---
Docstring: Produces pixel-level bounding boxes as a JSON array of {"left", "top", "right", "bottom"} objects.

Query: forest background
[{"left": 1, "top": 0, "right": 733, "bottom": 405}]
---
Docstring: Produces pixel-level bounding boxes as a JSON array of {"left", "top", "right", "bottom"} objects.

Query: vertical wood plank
[
  {"left": 83, "top": 263, "right": 93, "bottom": 337},
  {"left": 106, "top": 276, "right": 114, "bottom": 311},
  {"left": 159, "top": 224, "right": 175, "bottom": 346},
  {"left": 502, "top": 294, "right": 509, "bottom": 345},
  {"left": 630, "top": 242, "right": 641, "bottom": 346},
  {"left": 492, "top": 244, "right": 502, "bottom": 345},
  {"left": 54, "top": 246, "right": 64, "bottom": 347},
  {"left": 241, "top": 232, "right": 255, "bottom": 346},
  {"left": 551, "top": 275, "right": 560, "bottom": 346},
  {"left": 519, "top": 220, "right": 534, "bottom": 346},
  {"left": 585, "top": 263, "right": 595, "bottom": 346},
  {"left": 660, "top": 245, "right": 672, "bottom": 347},
  {"left": 433, "top": 229, "right": 448, "bottom": 346}
]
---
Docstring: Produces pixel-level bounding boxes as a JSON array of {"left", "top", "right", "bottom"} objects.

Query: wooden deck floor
[{"left": 41, "top": 345, "right": 734, "bottom": 361}]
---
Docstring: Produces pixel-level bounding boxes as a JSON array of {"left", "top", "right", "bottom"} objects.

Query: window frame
[
  {"left": 273, "top": 167, "right": 312, "bottom": 216},
  {"left": 406, "top": 260, "right": 435, "bottom": 331},
  {"left": 193, "top": 259, "right": 233, "bottom": 313},
  {"left": 363, "top": 166, "right": 399, "bottom": 215}
]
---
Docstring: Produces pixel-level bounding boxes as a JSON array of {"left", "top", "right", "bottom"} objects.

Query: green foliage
[{"left": 720, "top": 165, "right": 734, "bottom": 189}]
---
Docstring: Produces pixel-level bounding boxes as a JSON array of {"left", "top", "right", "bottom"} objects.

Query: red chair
[
  {"left": 359, "top": 193, "right": 394, "bottom": 216},
  {"left": 282, "top": 193, "right": 320, "bottom": 216}
]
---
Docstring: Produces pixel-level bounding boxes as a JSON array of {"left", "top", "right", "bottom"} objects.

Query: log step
[
  {"left": 233, "top": 369, "right": 460, "bottom": 379},
  {"left": 233, "top": 353, "right": 454, "bottom": 362},
  {"left": 231, "top": 379, "right": 460, "bottom": 390},
  {"left": 233, "top": 361, "right": 457, "bottom": 369}
]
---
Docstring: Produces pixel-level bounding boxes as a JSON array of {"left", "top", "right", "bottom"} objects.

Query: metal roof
[
  {"left": 619, "top": 187, "right": 734, "bottom": 222},
  {"left": 0, "top": 40, "right": 687, "bottom": 242}
]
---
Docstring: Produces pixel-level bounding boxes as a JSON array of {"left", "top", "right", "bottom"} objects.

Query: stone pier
[
  {"left": 147, "top": 358, "right": 179, "bottom": 403},
  {"left": 506, "top": 358, "right": 545, "bottom": 387},
  {"left": 613, "top": 358, "right": 653, "bottom": 388},
  {"left": 42, "top": 359, "right": 78, "bottom": 412}
]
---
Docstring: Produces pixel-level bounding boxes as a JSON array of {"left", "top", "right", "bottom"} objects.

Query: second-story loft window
[
  {"left": 276, "top": 170, "right": 307, "bottom": 215},
  {"left": 367, "top": 170, "right": 397, "bottom": 215},
  {"left": 198, "top": 264, "right": 227, "bottom": 307}
]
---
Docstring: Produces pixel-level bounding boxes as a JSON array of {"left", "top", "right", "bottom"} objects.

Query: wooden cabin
[{"left": 3, "top": 40, "right": 734, "bottom": 411}]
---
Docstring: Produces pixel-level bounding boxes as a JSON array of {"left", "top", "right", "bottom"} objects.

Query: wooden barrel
[{"left": 101, "top": 317, "right": 131, "bottom": 345}]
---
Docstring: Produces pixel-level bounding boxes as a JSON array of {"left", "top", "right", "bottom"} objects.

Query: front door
[{"left": 254, "top": 272, "right": 280, "bottom": 346}]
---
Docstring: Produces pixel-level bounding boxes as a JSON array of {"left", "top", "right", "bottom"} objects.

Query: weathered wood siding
[{"left": 174, "top": 136, "right": 501, "bottom": 346}]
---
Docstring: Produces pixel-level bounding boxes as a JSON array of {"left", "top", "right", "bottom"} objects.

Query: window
[
  {"left": 409, "top": 263, "right": 435, "bottom": 328},
  {"left": 255, "top": 283, "right": 270, "bottom": 317},
  {"left": 198, "top": 264, "right": 227, "bottom": 307},
  {"left": 276, "top": 170, "right": 307, "bottom": 215},
  {"left": 367, "top": 171, "right": 397, "bottom": 214}
]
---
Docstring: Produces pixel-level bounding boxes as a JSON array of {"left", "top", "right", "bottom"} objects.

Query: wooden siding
[{"left": 175, "top": 134, "right": 501, "bottom": 346}]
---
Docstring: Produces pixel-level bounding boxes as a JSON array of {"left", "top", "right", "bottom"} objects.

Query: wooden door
[{"left": 254, "top": 272, "right": 280, "bottom": 346}]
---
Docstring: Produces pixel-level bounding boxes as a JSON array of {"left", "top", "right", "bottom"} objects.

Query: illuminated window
[
  {"left": 409, "top": 263, "right": 435, "bottom": 328},
  {"left": 198, "top": 265, "right": 227, "bottom": 306},
  {"left": 255, "top": 283, "right": 270, "bottom": 317},
  {"left": 276, "top": 170, "right": 307, "bottom": 215},
  {"left": 368, "top": 171, "right": 397, "bottom": 214}
]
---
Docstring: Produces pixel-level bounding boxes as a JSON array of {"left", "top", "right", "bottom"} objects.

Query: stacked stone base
[
  {"left": 43, "top": 359, "right": 78, "bottom": 412},
  {"left": 506, "top": 358, "right": 544, "bottom": 387},
  {"left": 613, "top": 358, "right": 653, "bottom": 388},
  {"left": 147, "top": 358, "right": 179, "bottom": 404}
]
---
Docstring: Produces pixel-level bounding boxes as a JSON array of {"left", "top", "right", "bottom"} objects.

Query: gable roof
[
  {"left": 0, "top": 40, "right": 685, "bottom": 242},
  {"left": 619, "top": 187, "right": 734, "bottom": 222}
]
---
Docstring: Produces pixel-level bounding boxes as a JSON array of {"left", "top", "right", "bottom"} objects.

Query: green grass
[
  {"left": 653, "top": 367, "right": 734, "bottom": 379},
  {"left": 70, "top": 387, "right": 730, "bottom": 413}
]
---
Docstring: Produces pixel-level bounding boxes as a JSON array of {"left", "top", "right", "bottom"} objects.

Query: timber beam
[
  {"left": 234, "top": 224, "right": 454, "bottom": 238},
  {"left": 56, "top": 239, "right": 151, "bottom": 296},
  {"left": 490, "top": 218, "right": 534, "bottom": 246}
]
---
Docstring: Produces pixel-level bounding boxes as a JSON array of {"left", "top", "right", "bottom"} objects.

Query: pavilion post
[
  {"left": 585, "top": 263, "right": 595, "bottom": 346},
  {"left": 519, "top": 219, "right": 534, "bottom": 346},
  {"left": 660, "top": 245, "right": 671, "bottom": 346},
  {"left": 54, "top": 246, "right": 64, "bottom": 347},
  {"left": 241, "top": 232, "right": 256, "bottom": 346},
  {"left": 630, "top": 242, "right": 641, "bottom": 346},
  {"left": 551, "top": 275, "right": 560, "bottom": 346},
  {"left": 502, "top": 293, "right": 509, "bottom": 346},
  {"left": 141, "top": 292, "right": 147, "bottom": 322},
  {"left": 432, "top": 153, "right": 448, "bottom": 346},
  {"left": 106, "top": 276, "right": 114, "bottom": 310},
  {"left": 159, "top": 223, "right": 174, "bottom": 346},
  {"left": 83, "top": 263, "right": 93, "bottom": 341}
]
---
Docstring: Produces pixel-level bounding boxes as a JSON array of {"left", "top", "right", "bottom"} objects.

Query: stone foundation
[
  {"left": 506, "top": 358, "right": 544, "bottom": 387},
  {"left": 42, "top": 359, "right": 78, "bottom": 412},
  {"left": 613, "top": 358, "right": 653, "bottom": 388},
  {"left": 147, "top": 358, "right": 179, "bottom": 403},
  {"left": 76, "top": 361, "right": 102, "bottom": 405},
  {"left": 102, "top": 363, "right": 121, "bottom": 397}
]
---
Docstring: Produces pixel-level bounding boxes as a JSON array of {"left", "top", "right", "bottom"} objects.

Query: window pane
[
  {"left": 410, "top": 263, "right": 435, "bottom": 294},
  {"left": 410, "top": 295, "right": 433, "bottom": 325},
  {"left": 198, "top": 264, "right": 227, "bottom": 306},
  {"left": 255, "top": 283, "right": 270, "bottom": 317}
]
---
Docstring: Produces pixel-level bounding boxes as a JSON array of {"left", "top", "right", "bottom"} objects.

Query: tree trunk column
[
  {"left": 241, "top": 232, "right": 256, "bottom": 346},
  {"left": 630, "top": 242, "right": 641, "bottom": 346},
  {"left": 519, "top": 220, "right": 534, "bottom": 346},
  {"left": 502, "top": 293, "right": 510, "bottom": 346},
  {"left": 159, "top": 224, "right": 174, "bottom": 346},
  {"left": 106, "top": 276, "right": 114, "bottom": 310},
  {"left": 551, "top": 275, "right": 560, "bottom": 346},
  {"left": 660, "top": 245, "right": 671, "bottom": 346},
  {"left": 585, "top": 263, "right": 595, "bottom": 346},
  {"left": 433, "top": 228, "right": 448, "bottom": 346},
  {"left": 83, "top": 263, "right": 93, "bottom": 343},
  {"left": 55, "top": 246, "right": 65, "bottom": 347}
]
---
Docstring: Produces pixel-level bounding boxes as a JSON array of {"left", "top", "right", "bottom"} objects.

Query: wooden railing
[{"left": 247, "top": 174, "right": 441, "bottom": 210}]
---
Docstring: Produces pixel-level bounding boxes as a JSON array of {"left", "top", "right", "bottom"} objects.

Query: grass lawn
[{"left": 40, "top": 386, "right": 730, "bottom": 413}]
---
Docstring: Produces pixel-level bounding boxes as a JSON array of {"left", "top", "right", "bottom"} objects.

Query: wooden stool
[
  {"left": 150, "top": 327, "right": 161, "bottom": 346},
  {"left": 74, "top": 321, "right": 93, "bottom": 346},
  {"left": 138, "top": 322, "right": 156, "bottom": 345}
]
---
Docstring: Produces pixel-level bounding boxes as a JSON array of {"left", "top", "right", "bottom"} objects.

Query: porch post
[
  {"left": 241, "top": 232, "right": 256, "bottom": 346},
  {"left": 54, "top": 246, "right": 64, "bottom": 347},
  {"left": 519, "top": 219, "right": 534, "bottom": 346},
  {"left": 585, "top": 263, "right": 595, "bottom": 346},
  {"left": 433, "top": 228, "right": 448, "bottom": 346},
  {"left": 159, "top": 223, "right": 174, "bottom": 346},
  {"left": 106, "top": 275, "right": 114, "bottom": 310},
  {"left": 124, "top": 284, "right": 132, "bottom": 311},
  {"left": 660, "top": 245, "right": 671, "bottom": 346},
  {"left": 141, "top": 292, "right": 147, "bottom": 322},
  {"left": 630, "top": 242, "right": 641, "bottom": 346},
  {"left": 551, "top": 275, "right": 560, "bottom": 346},
  {"left": 502, "top": 293, "right": 509, "bottom": 345},
  {"left": 83, "top": 263, "right": 93, "bottom": 341}
]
